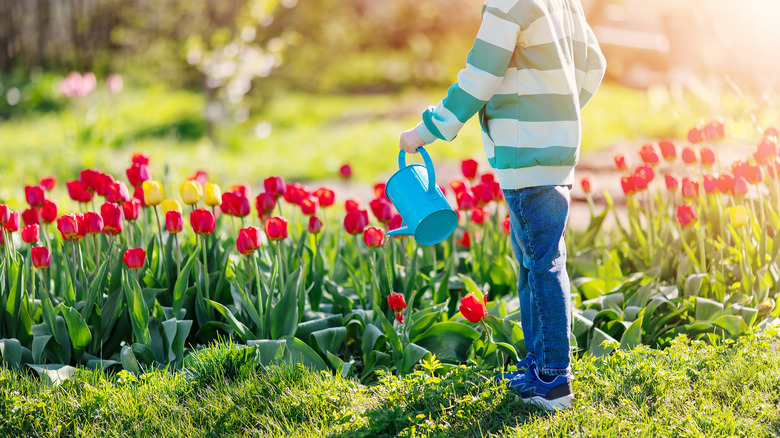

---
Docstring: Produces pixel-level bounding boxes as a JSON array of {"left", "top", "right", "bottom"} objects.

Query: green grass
[{"left": 1, "top": 329, "right": 778, "bottom": 437}]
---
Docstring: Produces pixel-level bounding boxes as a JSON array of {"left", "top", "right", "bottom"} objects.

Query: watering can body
[{"left": 386, "top": 147, "right": 458, "bottom": 245}]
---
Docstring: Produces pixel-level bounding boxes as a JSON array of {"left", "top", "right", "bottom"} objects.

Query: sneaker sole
[{"left": 517, "top": 394, "right": 574, "bottom": 411}]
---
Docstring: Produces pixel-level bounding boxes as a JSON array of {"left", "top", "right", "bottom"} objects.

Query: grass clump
[{"left": 0, "top": 330, "right": 778, "bottom": 437}]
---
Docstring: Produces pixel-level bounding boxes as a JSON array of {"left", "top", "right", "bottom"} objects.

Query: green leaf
[
  {"left": 27, "top": 364, "right": 76, "bottom": 386},
  {"left": 58, "top": 304, "right": 92, "bottom": 351},
  {"left": 309, "top": 327, "right": 346, "bottom": 358},
  {"left": 123, "top": 270, "right": 151, "bottom": 346},
  {"left": 695, "top": 297, "right": 724, "bottom": 321},
  {"left": 120, "top": 345, "right": 142, "bottom": 374},
  {"left": 458, "top": 274, "right": 484, "bottom": 302},
  {"left": 296, "top": 315, "right": 343, "bottom": 343},
  {"left": 412, "top": 322, "right": 479, "bottom": 363},
  {"left": 173, "top": 252, "right": 198, "bottom": 315},
  {"left": 401, "top": 343, "right": 430, "bottom": 375},
  {"left": 619, "top": 316, "right": 643, "bottom": 350},
  {"left": 209, "top": 300, "right": 254, "bottom": 343},
  {"left": 588, "top": 328, "right": 618, "bottom": 358},
  {"left": 248, "top": 339, "right": 286, "bottom": 367},
  {"left": 270, "top": 268, "right": 301, "bottom": 339},
  {"left": 361, "top": 324, "right": 385, "bottom": 359}
]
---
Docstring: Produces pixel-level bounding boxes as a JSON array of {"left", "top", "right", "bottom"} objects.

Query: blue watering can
[{"left": 386, "top": 147, "right": 458, "bottom": 245}]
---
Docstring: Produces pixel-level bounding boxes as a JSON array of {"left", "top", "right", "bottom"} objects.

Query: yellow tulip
[
  {"left": 179, "top": 181, "right": 202, "bottom": 205},
  {"left": 728, "top": 205, "right": 749, "bottom": 227},
  {"left": 142, "top": 180, "right": 164, "bottom": 206},
  {"left": 204, "top": 183, "right": 222, "bottom": 207},
  {"left": 161, "top": 199, "right": 182, "bottom": 214}
]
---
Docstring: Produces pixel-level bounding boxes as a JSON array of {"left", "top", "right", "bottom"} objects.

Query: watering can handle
[{"left": 398, "top": 147, "right": 436, "bottom": 195}]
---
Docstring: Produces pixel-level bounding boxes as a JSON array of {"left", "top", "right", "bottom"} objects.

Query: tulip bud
[
  {"left": 456, "top": 191, "right": 475, "bottom": 211},
  {"left": 313, "top": 187, "right": 335, "bottom": 207},
  {"left": 579, "top": 177, "right": 592, "bottom": 194},
  {"left": 613, "top": 154, "right": 630, "bottom": 171},
  {"left": 123, "top": 248, "right": 146, "bottom": 270},
  {"left": 344, "top": 198, "right": 361, "bottom": 213},
  {"left": 676, "top": 204, "right": 697, "bottom": 228},
  {"left": 204, "top": 183, "right": 222, "bottom": 207},
  {"left": 502, "top": 214, "right": 511, "bottom": 235},
  {"left": 369, "top": 197, "right": 393, "bottom": 223},
  {"left": 255, "top": 192, "right": 276, "bottom": 215},
  {"left": 21, "top": 224, "right": 39, "bottom": 244},
  {"left": 344, "top": 210, "right": 368, "bottom": 235},
  {"left": 21, "top": 208, "right": 40, "bottom": 226},
  {"left": 40, "top": 176, "right": 56, "bottom": 191},
  {"left": 236, "top": 227, "right": 262, "bottom": 255},
  {"left": 126, "top": 163, "right": 152, "bottom": 187},
  {"left": 123, "top": 198, "right": 142, "bottom": 221},
  {"left": 728, "top": 205, "right": 749, "bottom": 228},
  {"left": 31, "top": 246, "right": 50, "bottom": 269},
  {"left": 0, "top": 204, "right": 9, "bottom": 225},
  {"left": 107, "top": 181, "right": 131, "bottom": 204},
  {"left": 658, "top": 140, "right": 677, "bottom": 161},
  {"left": 142, "top": 180, "right": 164, "bottom": 206},
  {"left": 25, "top": 185, "right": 46, "bottom": 207},
  {"left": 101, "top": 203, "right": 123, "bottom": 235},
  {"left": 665, "top": 174, "right": 678, "bottom": 191},
  {"left": 471, "top": 206, "right": 487, "bottom": 225},
  {"left": 57, "top": 214, "right": 82, "bottom": 241},
  {"left": 461, "top": 159, "right": 478, "bottom": 180},
  {"left": 161, "top": 199, "right": 182, "bottom": 215},
  {"left": 300, "top": 196, "right": 319, "bottom": 216},
  {"left": 308, "top": 216, "right": 323, "bottom": 234},
  {"left": 363, "top": 226, "right": 385, "bottom": 248},
  {"left": 190, "top": 208, "right": 216, "bottom": 235},
  {"left": 83, "top": 212, "right": 104, "bottom": 235},
  {"left": 40, "top": 200, "right": 58, "bottom": 224},
  {"left": 179, "top": 181, "right": 203, "bottom": 205},
  {"left": 165, "top": 210, "right": 184, "bottom": 234},
  {"left": 264, "top": 216, "right": 289, "bottom": 241},
  {"left": 339, "top": 164, "right": 352, "bottom": 179},
  {"left": 459, "top": 292, "right": 487, "bottom": 323},
  {"left": 456, "top": 229, "right": 471, "bottom": 249},
  {"left": 264, "top": 176, "right": 286, "bottom": 198},
  {"left": 95, "top": 173, "right": 115, "bottom": 197},
  {"left": 4, "top": 211, "right": 19, "bottom": 232},
  {"left": 131, "top": 152, "right": 149, "bottom": 165}
]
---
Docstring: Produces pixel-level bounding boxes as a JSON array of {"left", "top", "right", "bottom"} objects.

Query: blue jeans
[{"left": 503, "top": 185, "right": 572, "bottom": 376}]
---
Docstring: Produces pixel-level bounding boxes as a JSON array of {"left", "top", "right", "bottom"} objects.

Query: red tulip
[
  {"left": 283, "top": 183, "right": 309, "bottom": 205},
  {"left": 40, "top": 200, "right": 58, "bottom": 223},
  {"left": 122, "top": 198, "right": 142, "bottom": 221},
  {"left": 131, "top": 152, "right": 149, "bottom": 165},
  {"left": 264, "top": 176, "right": 286, "bottom": 197},
  {"left": 0, "top": 204, "right": 8, "bottom": 224},
  {"left": 40, "top": 176, "right": 56, "bottom": 191},
  {"left": 264, "top": 216, "right": 289, "bottom": 241},
  {"left": 21, "top": 224, "right": 39, "bottom": 244},
  {"left": 471, "top": 206, "right": 487, "bottom": 225},
  {"left": 665, "top": 174, "right": 678, "bottom": 191},
  {"left": 95, "top": 172, "right": 115, "bottom": 197},
  {"left": 22, "top": 208, "right": 40, "bottom": 226},
  {"left": 613, "top": 154, "right": 630, "bottom": 171},
  {"left": 387, "top": 292, "right": 407, "bottom": 323},
  {"left": 702, "top": 175, "right": 718, "bottom": 194},
  {"left": 189, "top": 170, "right": 209, "bottom": 186},
  {"left": 733, "top": 176, "right": 749, "bottom": 198},
  {"left": 502, "top": 214, "right": 511, "bottom": 235},
  {"left": 658, "top": 140, "right": 677, "bottom": 161},
  {"left": 31, "top": 246, "right": 50, "bottom": 269},
  {"left": 631, "top": 174, "right": 648, "bottom": 192},
  {"left": 687, "top": 126, "right": 704, "bottom": 144},
  {"left": 126, "top": 163, "right": 152, "bottom": 187},
  {"left": 229, "top": 193, "right": 251, "bottom": 217},
  {"left": 388, "top": 214, "right": 403, "bottom": 232},
  {"left": 579, "top": 177, "right": 592, "bottom": 194},
  {"left": 461, "top": 159, "right": 478, "bottom": 180},
  {"left": 165, "top": 210, "right": 183, "bottom": 234},
  {"left": 681, "top": 147, "right": 697, "bottom": 164},
  {"left": 313, "top": 188, "right": 335, "bottom": 207},
  {"left": 100, "top": 203, "right": 123, "bottom": 235},
  {"left": 107, "top": 181, "right": 131, "bottom": 204},
  {"left": 373, "top": 183, "right": 388, "bottom": 200},
  {"left": 236, "top": 227, "right": 262, "bottom": 255},
  {"left": 190, "top": 208, "right": 216, "bottom": 235},
  {"left": 308, "top": 215, "right": 323, "bottom": 234},
  {"left": 621, "top": 176, "right": 636, "bottom": 196},
  {"left": 705, "top": 119, "right": 725, "bottom": 140},
  {"left": 80, "top": 169, "right": 100, "bottom": 192},
  {"left": 676, "top": 204, "right": 697, "bottom": 228},
  {"left": 487, "top": 181, "right": 503, "bottom": 201},
  {"left": 363, "top": 226, "right": 385, "bottom": 248},
  {"left": 339, "top": 164, "right": 352, "bottom": 179},
  {"left": 369, "top": 197, "right": 393, "bottom": 223},
  {"left": 681, "top": 178, "right": 699, "bottom": 199},
  {"left": 456, "top": 229, "right": 471, "bottom": 249},
  {"left": 638, "top": 144, "right": 659, "bottom": 166},
  {"left": 300, "top": 196, "right": 319, "bottom": 216},
  {"left": 66, "top": 180, "right": 92, "bottom": 203},
  {"left": 456, "top": 191, "right": 475, "bottom": 211},
  {"left": 83, "top": 211, "right": 104, "bottom": 235},
  {"left": 230, "top": 184, "right": 249, "bottom": 198},
  {"left": 344, "top": 210, "right": 369, "bottom": 235},
  {"left": 133, "top": 186, "right": 146, "bottom": 206},
  {"left": 636, "top": 165, "right": 655, "bottom": 184},
  {"left": 122, "top": 248, "right": 146, "bottom": 269},
  {"left": 25, "top": 185, "right": 46, "bottom": 207},
  {"left": 717, "top": 174, "right": 734, "bottom": 194},
  {"left": 471, "top": 183, "right": 492, "bottom": 206},
  {"left": 344, "top": 199, "right": 362, "bottom": 213},
  {"left": 754, "top": 136, "right": 777, "bottom": 165},
  {"left": 255, "top": 192, "right": 277, "bottom": 215},
  {"left": 57, "top": 214, "right": 83, "bottom": 241},
  {"left": 481, "top": 173, "right": 495, "bottom": 184},
  {"left": 765, "top": 126, "right": 779, "bottom": 137},
  {"left": 4, "top": 211, "right": 19, "bottom": 232},
  {"left": 449, "top": 179, "right": 469, "bottom": 195},
  {"left": 459, "top": 292, "right": 487, "bottom": 323},
  {"left": 700, "top": 147, "right": 716, "bottom": 166}
]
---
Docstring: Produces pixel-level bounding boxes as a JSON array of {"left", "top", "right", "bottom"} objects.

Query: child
[{"left": 399, "top": 0, "right": 606, "bottom": 411}]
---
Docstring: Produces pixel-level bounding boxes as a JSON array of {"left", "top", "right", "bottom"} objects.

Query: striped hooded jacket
[{"left": 415, "top": 0, "right": 607, "bottom": 189}]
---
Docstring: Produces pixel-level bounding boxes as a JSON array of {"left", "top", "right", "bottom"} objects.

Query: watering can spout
[{"left": 388, "top": 225, "right": 411, "bottom": 237}]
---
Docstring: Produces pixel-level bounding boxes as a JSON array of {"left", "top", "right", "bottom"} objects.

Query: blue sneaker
[
  {"left": 494, "top": 358, "right": 531, "bottom": 383},
  {"left": 507, "top": 364, "right": 574, "bottom": 411}
]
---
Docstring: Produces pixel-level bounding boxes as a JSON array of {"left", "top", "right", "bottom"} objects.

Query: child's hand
[{"left": 399, "top": 127, "right": 425, "bottom": 154}]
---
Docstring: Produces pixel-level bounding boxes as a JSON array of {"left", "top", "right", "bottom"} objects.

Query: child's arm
[
  {"left": 577, "top": 24, "right": 607, "bottom": 109},
  {"left": 415, "top": 8, "right": 520, "bottom": 145}
]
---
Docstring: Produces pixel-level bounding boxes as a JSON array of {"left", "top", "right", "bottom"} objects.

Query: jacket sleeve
[
  {"left": 577, "top": 24, "right": 607, "bottom": 109},
  {"left": 416, "top": 8, "right": 520, "bottom": 144}
]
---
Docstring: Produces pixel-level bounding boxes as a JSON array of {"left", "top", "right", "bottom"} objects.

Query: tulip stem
[
  {"left": 92, "top": 234, "right": 99, "bottom": 268},
  {"left": 153, "top": 205, "right": 165, "bottom": 270},
  {"left": 174, "top": 233, "right": 181, "bottom": 279},
  {"left": 251, "top": 255, "right": 268, "bottom": 338},
  {"left": 274, "top": 241, "right": 284, "bottom": 294},
  {"left": 68, "top": 239, "right": 78, "bottom": 290},
  {"left": 201, "top": 235, "right": 210, "bottom": 299}
]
